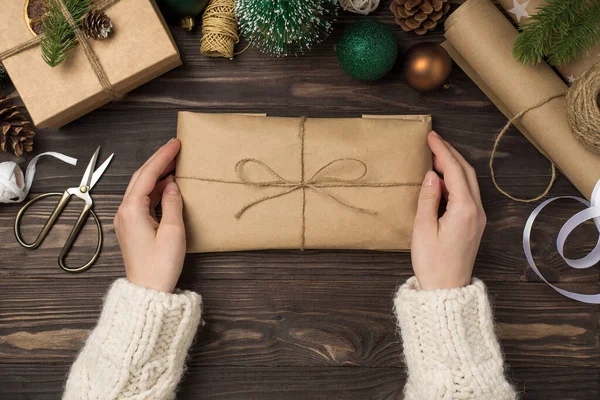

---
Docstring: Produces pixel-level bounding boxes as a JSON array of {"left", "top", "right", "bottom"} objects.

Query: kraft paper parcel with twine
[
  {"left": 0, "top": 0, "right": 181, "bottom": 129},
  {"left": 175, "top": 113, "right": 432, "bottom": 253},
  {"left": 442, "top": 0, "right": 600, "bottom": 201}
]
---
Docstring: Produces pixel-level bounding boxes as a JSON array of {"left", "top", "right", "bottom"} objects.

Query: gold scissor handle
[
  {"left": 59, "top": 204, "right": 102, "bottom": 273},
  {"left": 15, "top": 192, "right": 70, "bottom": 249},
  {"left": 14, "top": 192, "right": 103, "bottom": 273}
]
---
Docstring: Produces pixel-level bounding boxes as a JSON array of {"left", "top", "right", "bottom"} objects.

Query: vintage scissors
[{"left": 14, "top": 147, "right": 114, "bottom": 273}]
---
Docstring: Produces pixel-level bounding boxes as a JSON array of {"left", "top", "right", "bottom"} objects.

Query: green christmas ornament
[
  {"left": 336, "top": 20, "right": 398, "bottom": 81},
  {"left": 162, "top": 0, "right": 210, "bottom": 17}
]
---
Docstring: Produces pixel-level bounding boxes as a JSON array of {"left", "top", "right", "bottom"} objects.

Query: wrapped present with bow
[
  {"left": 175, "top": 113, "right": 432, "bottom": 252},
  {"left": 0, "top": 0, "right": 181, "bottom": 128}
]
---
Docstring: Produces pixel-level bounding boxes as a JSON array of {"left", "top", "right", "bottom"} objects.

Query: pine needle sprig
[
  {"left": 547, "top": 2, "right": 600, "bottom": 67},
  {"left": 512, "top": 0, "right": 600, "bottom": 67},
  {"left": 40, "top": 0, "right": 93, "bottom": 67}
]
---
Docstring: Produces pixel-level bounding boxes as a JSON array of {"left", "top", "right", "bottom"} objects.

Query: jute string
[
  {"left": 0, "top": 0, "right": 122, "bottom": 100},
  {"left": 565, "top": 63, "right": 600, "bottom": 154},
  {"left": 176, "top": 117, "right": 421, "bottom": 249},
  {"left": 491, "top": 62, "right": 600, "bottom": 203},
  {"left": 200, "top": 0, "right": 244, "bottom": 60}
]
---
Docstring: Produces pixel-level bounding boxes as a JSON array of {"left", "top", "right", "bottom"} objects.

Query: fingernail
[
  {"left": 423, "top": 171, "right": 436, "bottom": 187},
  {"left": 168, "top": 137, "right": 176, "bottom": 144},
  {"left": 166, "top": 182, "right": 179, "bottom": 195},
  {"left": 431, "top": 131, "right": 440, "bottom": 138}
]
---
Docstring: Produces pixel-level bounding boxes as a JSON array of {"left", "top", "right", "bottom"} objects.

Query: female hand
[
  {"left": 113, "top": 138, "right": 185, "bottom": 293},
  {"left": 411, "top": 131, "right": 487, "bottom": 290}
]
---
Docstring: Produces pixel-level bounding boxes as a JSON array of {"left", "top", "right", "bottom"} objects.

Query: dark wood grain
[
  {"left": 1, "top": 189, "right": 597, "bottom": 283},
  {"left": 0, "top": 278, "right": 598, "bottom": 370},
  {"left": 0, "top": 0, "right": 599, "bottom": 398},
  {"left": 2, "top": 364, "right": 598, "bottom": 400}
]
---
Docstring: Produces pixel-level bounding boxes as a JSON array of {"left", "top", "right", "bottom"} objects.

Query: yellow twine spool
[{"left": 200, "top": 0, "right": 239, "bottom": 60}]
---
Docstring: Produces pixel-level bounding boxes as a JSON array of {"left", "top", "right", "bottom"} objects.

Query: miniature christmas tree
[{"left": 235, "top": 0, "right": 338, "bottom": 57}]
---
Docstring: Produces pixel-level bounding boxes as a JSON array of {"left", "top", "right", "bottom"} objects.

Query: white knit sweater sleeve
[
  {"left": 63, "top": 278, "right": 202, "bottom": 400},
  {"left": 394, "top": 277, "right": 516, "bottom": 400}
]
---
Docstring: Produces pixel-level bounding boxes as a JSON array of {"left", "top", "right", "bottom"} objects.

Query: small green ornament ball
[{"left": 336, "top": 20, "right": 398, "bottom": 81}]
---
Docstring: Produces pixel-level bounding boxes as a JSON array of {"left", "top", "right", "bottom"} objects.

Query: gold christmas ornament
[
  {"left": 0, "top": 97, "right": 35, "bottom": 157},
  {"left": 390, "top": 0, "right": 450, "bottom": 35},
  {"left": 404, "top": 42, "right": 452, "bottom": 92},
  {"left": 82, "top": 10, "right": 113, "bottom": 40}
]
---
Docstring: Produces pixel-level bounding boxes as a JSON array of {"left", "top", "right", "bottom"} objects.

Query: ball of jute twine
[
  {"left": 200, "top": 0, "right": 240, "bottom": 59},
  {"left": 565, "top": 63, "right": 600, "bottom": 154},
  {"left": 491, "top": 62, "right": 600, "bottom": 203}
]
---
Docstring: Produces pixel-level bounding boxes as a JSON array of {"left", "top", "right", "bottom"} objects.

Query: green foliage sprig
[
  {"left": 513, "top": 0, "right": 600, "bottom": 67},
  {"left": 40, "top": 0, "right": 93, "bottom": 67}
]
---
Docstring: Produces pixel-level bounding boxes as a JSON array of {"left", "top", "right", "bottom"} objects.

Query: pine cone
[
  {"left": 81, "top": 10, "right": 113, "bottom": 40},
  {"left": 390, "top": 0, "right": 451, "bottom": 35},
  {"left": 0, "top": 97, "right": 35, "bottom": 157}
]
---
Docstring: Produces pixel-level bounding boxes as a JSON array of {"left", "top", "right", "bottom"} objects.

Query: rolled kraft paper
[
  {"left": 175, "top": 113, "right": 432, "bottom": 253},
  {"left": 498, "top": 0, "right": 600, "bottom": 80},
  {"left": 443, "top": 0, "right": 600, "bottom": 200}
]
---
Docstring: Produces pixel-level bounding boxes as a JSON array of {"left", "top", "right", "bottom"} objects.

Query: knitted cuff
[
  {"left": 68, "top": 278, "right": 202, "bottom": 399},
  {"left": 394, "top": 277, "right": 516, "bottom": 400}
]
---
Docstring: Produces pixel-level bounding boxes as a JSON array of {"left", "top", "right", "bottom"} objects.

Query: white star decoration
[
  {"left": 567, "top": 74, "right": 575, "bottom": 84},
  {"left": 509, "top": 0, "right": 530, "bottom": 22}
]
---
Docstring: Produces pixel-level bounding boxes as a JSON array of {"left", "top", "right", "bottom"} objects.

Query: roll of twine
[
  {"left": 565, "top": 63, "right": 600, "bottom": 154},
  {"left": 339, "top": 0, "right": 380, "bottom": 15},
  {"left": 491, "top": 62, "right": 600, "bottom": 203},
  {"left": 200, "top": 0, "right": 239, "bottom": 60}
]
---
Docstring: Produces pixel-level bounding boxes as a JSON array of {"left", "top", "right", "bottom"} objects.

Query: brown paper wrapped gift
[
  {"left": 176, "top": 113, "right": 432, "bottom": 253},
  {"left": 0, "top": 0, "right": 181, "bottom": 128}
]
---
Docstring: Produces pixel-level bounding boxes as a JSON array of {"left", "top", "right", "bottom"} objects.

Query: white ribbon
[
  {"left": 523, "top": 179, "right": 600, "bottom": 303},
  {"left": 0, "top": 152, "right": 77, "bottom": 203}
]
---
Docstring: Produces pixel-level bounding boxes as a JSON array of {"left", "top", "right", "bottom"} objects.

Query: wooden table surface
[{"left": 1, "top": 2, "right": 599, "bottom": 399}]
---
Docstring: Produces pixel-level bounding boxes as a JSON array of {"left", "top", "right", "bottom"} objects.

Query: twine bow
[
  {"left": 0, "top": 0, "right": 122, "bottom": 101},
  {"left": 232, "top": 157, "right": 379, "bottom": 219},
  {"left": 177, "top": 117, "right": 422, "bottom": 249}
]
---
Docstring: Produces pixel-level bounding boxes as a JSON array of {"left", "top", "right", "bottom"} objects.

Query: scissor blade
[
  {"left": 89, "top": 153, "right": 114, "bottom": 190},
  {"left": 80, "top": 147, "right": 100, "bottom": 188}
]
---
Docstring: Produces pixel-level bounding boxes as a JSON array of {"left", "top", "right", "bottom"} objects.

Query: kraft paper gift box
[
  {"left": 0, "top": 0, "right": 181, "bottom": 129},
  {"left": 175, "top": 113, "right": 433, "bottom": 253}
]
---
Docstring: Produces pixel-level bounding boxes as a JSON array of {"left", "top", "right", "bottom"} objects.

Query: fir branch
[
  {"left": 40, "top": 0, "right": 93, "bottom": 67},
  {"left": 513, "top": 0, "right": 600, "bottom": 67},
  {"left": 548, "top": 2, "right": 600, "bottom": 67},
  {"left": 512, "top": 0, "right": 584, "bottom": 65}
]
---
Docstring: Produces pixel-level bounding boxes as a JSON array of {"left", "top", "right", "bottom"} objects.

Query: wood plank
[
  {"left": 0, "top": 190, "right": 597, "bottom": 283},
  {"left": 0, "top": 278, "right": 597, "bottom": 368},
  {"left": 0, "top": 363, "right": 598, "bottom": 400}
]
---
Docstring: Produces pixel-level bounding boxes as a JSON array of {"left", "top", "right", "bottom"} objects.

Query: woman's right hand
[
  {"left": 113, "top": 138, "right": 186, "bottom": 293},
  {"left": 410, "top": 131, "right": 487, "bottom": 290}
]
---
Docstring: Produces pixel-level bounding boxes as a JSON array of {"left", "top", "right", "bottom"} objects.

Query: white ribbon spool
[
  {"left": 0, "top": 152, "right": 77, "bottom": 203},
  {"left": 524, "top": 180, "right": 600, "bottom": 303},
  {"left": 339, "top": 0, "right": 380, "bottom": 15}
]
